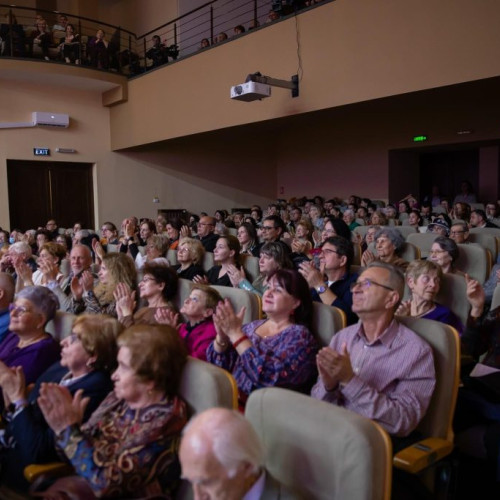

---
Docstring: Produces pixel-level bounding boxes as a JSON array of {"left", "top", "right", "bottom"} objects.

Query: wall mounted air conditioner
[{"left": 32, "top": 112, "right": 69, "bottom": 128}]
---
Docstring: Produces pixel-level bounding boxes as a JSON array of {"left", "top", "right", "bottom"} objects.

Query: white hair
[
  {"left": 183, "top": 408, "right": 264, "bottom": 478},
  {"left": 9, "top": 241, "right": 32, "bottom": 257}
]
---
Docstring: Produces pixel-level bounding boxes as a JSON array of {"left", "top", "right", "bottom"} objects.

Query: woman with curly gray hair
[
  {"left": 360, "top": 227, "right": 409, "bottom": 271},
  {"left": 0, "top": 286, "right": 60, "bottom": 408}
]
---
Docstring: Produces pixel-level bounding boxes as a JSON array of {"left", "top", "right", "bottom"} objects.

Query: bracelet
[
  {"left": 215, "top": 337, "right": 228, "bottom": 349},
  {"left": 232, "top": 335, "right": 248, "bottom": 349}
]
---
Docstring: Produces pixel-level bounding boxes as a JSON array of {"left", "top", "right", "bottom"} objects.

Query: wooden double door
[{"left": 7, "top": 160, "right": 94, "bottom": 231}]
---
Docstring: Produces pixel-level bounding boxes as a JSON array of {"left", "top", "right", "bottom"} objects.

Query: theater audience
[
  {"left": 190, "top": 216, "right": 218, "bottom": 252},
  {"left": 396, "top": 260, "right": 466, "bottom": 334},
  {"left": 449, "top": 221, "right": 470, "bottom": 244},
  {"left": 361, "top": 227, "right": 409, "bottom": 271},
  {"left": 115, "top": 262, "right": 178, "bottom": 326},
  {"left": 453, "top": 180, "right": 477, "bottom": 205},
  {"left": 429, "top": 236, "right": 462, "bottom": 276},
  {"left": 180, "top": 408, "right": 291, "bottom": 499},
  {"left": 166, "top": 218, "right": 183, "bottom": 250},
  {"left": 30, "top": 18, "right": 52, "bottom": 61},
  {"left": 134, "top": 234, "right": 170, "bottom": 269},
  {"left": 14, "top": 242, "right": 66, "bottom": 293},
  {"left": 299, "top": 236, "right": 358, "bottom": 325},
  {"left": 311, "top": 262, "right": 435, "bottom": 439},
  {"left": 199, "top": 234, "right": 241, "bottom": 287},
  {"left": 173, "top": 237, "right": 206, "bottom": 281},
  {"left": 60, "top": 23, "right": 80, "bottom": 64},
  {"left": 157, "top": 284, "right": 222, "bottom": 361},
  {"left": 69, "top": 252, "right": 137, "bottom": 317},
  {"left": 228, "top": 241, "right": 293, "bottom": 296},
  {"left": 237, "top": 222, "right": 258, "bottom": 255},
  {"left": 0, "top": 314, "right": 122, "bottom": 493},
  {"left": 37, "top": 324, "right": 188, "bottom": 498},
  {"left": 470, "top": 209, "right": 499, "bottom": 229},
  {"left": 87, "top": 28, "right": 109, "bottom": 69},
  {"left": 0, "top": 287, "right": 60, "bottom": 410},
  {"left": 208, "top": 269, "right": 318, "bottom": 407}
]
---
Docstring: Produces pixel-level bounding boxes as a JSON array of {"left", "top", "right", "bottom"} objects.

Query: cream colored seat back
[
  {"left": 310, "top": 302, "right": 346, "bottom": 347},
  {"left": 211, "top": 285, "right": 262, "bottom": 323},
  {"left": 467, "top": 233, "right": 498, "bottom": 262},
  {"left": 245, "top": 388, "right": 392, "bottom": 500},
  {"left": 202, "top": 251, "right": 214, "bottom": 272},
  {"left": 45, "top": 311, "right": 76, "bottom": 342},
  {"left": 239, "top": 254, "right": 259, "bottom": 283},
  {"left": 395, "top": 316, "right": 459, "bottom": 442},
  {"left": 456, "top": 243, "right": 489, "bottom": 284},
  {"left": 406, "top": 232, "right": 438, "bottom": 259},
  {"left": 179, "top": 356, "right": 238, "bottom": 414}
]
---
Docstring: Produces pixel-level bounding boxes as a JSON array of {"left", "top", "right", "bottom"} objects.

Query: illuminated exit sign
[{"left": 413, "top": 135, "right": 428, "bottom": 143}]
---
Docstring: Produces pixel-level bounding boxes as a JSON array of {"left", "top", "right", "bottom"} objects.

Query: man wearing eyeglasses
[
  {"left": 194, "top": 216, "right": 219, "bottom": 252},
  {"left": 311, "top": 262, "right": 436, "bottom": 439},
  {"left": 449, "top": 222, "right": 470, "bottom": 245},
  {"left": 298, "top": 236, "right": 358, "bottom": 325},
  {"left": 252, "top": 215, "right": 289, "bottom": 258}
]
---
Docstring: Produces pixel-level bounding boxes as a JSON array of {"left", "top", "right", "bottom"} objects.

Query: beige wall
[
  {"left": 110, "top": 0, "right": 500, "bottom": 150},
  {"left": 0, "top": 73, "right": 273, "bottom": 231}
]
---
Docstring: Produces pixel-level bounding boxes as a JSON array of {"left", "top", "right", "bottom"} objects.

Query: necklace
[{"left": 18, "top": 332, "right": 47, "bottom": 349}]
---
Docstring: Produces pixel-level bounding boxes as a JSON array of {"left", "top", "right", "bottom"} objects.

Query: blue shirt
[{"left": 0, "top": 308, "right": 10, "bottom": 344}]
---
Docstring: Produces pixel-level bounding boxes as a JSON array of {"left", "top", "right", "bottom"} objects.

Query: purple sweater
[{"left": 0, "top": 331, "right": 60, "bottom": 388}]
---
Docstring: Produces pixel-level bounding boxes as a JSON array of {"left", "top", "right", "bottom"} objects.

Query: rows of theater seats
[{"left": 42, "top": 279, "right": 460, "bottom": 500}]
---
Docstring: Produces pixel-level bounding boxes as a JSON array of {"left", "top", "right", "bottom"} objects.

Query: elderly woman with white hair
[
  {"left": 361, "top": 227, "right": 409, "bottom": 271},
  {"left": 0, "top": 241, "right": 37, "bottom": 275},
  {"left": 0, "top": 286, "right": 60, "bottom": 410},
  {"left": 180, "top": 407, "right": 289, "bottom": 498}
]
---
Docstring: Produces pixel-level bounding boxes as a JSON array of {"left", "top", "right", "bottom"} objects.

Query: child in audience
[{"left": 156, "top": 284, "right": 222, "bottom": 361}]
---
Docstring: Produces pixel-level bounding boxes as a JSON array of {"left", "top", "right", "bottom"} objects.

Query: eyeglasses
[
  {"left": 321, "top": 248, "right": 340, "bottom": 256},
  {"left": 141, "top": 276, "right": 156, "bottom": 283},
  {"left": 198, "top": 222, "right": 213, "bottom": 227},
  {"left": 449, "top": 230, "right": 466, "bottom": 235},
  {"left": 67, "top": 332, "right": 81, "bottom": 344},
  {"left": 350, "top": 279, "right": 394, "bottom": 292},
  {"left": 8, "top": 304, "right": 32, "bottom": 315},
  {"left": 429, "top": 249, "right": 447, "bottom": 255},
  {"left": 261, "top": 226, "right": 275, "bottom": 231}
]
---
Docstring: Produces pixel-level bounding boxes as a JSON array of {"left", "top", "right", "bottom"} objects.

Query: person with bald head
[
  {"left": 312, "top": 262, "right": 436, "bottom": 441},
  {"left": 0, "top": 272, "right": 15, "bottom": 343},
  {"left": 180, "top": 407, "right": 291, "bottom": 500},
  {"left": 192, "top": 215, "right": 219, "bottom": 252},
  {"left": 44, "top": 244, "right": 96, "bottom": 312}
]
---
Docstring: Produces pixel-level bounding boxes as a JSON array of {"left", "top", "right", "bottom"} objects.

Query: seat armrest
[
  {"left": 393, "top": 437, "right": 454, "bottom": 474},
  {"left": 24, "top": 462, "right": 74, "bottom": 483}
]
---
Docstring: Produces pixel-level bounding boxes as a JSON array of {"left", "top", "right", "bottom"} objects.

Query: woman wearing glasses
[
  {"left": 0, "top": 287, "right": 60, "bottom": 406},
  {"left": 0, "top": 314, "right": 122, "bottom": 493},
  {"left": 115, "top": 262, "right": 178, "bottom": 326}
]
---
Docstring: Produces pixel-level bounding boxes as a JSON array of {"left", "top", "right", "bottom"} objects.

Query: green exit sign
[{"left": 413, "top": 135, "right": 428, "bottom": 142}]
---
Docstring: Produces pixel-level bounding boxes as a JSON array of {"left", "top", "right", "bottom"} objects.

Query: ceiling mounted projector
[{"left": 230, "top": 82, "right": 272, "bottom": 102}]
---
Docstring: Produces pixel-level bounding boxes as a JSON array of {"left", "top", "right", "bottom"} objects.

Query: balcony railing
[{"left": 0, "top": 1, "right": 325, "bottom": 76}]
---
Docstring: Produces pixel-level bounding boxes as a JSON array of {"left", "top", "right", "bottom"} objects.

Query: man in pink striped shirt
[{"left": 311, "top": 262, "right": 436, "bottom": 437}]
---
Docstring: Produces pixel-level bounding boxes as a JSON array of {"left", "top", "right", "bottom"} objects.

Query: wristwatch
[{"left": 316, "top": 284, "right": 327, "bottom": 294}]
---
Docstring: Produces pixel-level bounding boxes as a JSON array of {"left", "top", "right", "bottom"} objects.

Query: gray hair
[
  {"left": 366, "top": 262, "right": 404, "bottom": 305},
  {"left": 16, "top": 286, "right": 59, "bottom": 325},
  {"left": 9, "top": 241, "right": 32, "bottom": 257},
  {"left": 183, "top": 408, "right": 264, "bottom": 477},
  {"left": 374, "top": 227, "right": 405, "bottom": 253}
]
